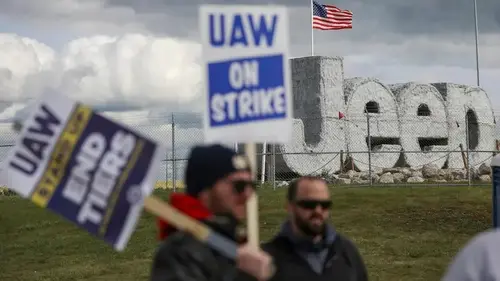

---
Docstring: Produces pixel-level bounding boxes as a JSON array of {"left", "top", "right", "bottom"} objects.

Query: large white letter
[
  {"left": 391, "top": 83, "right": 448, "bottom": 168},
  {"left": 344, "top": 78, "right": 401, "bottom": 171},
  {"left": 433, "top": 83, "right": 495, "bottom": 169},
  {"left": 276, "top": 56, "right": 346, "bottom": 176}
]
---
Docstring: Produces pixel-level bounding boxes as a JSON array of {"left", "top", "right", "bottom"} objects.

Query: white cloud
[
  {"left": 0, "top": 33, "right": 55, "bottom": 102},
  {"left": 0, "top": 32, "right": 203, "bottom": 110},
  {"left": 0, "top": 103, "right": 26, "bottom": 122}
]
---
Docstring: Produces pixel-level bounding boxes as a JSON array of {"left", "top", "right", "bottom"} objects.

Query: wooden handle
[
  {"left": 144, "top": 195, "right": 238, "bottom": 259},
  {"left": 144, "top": 195, "right": 276, "bottom": 278},
  {"left": 144, "top": 196, "right": 210, "bottom": 240},
  {"left": 245, "top": 143, "right": 259, "bottom": 248}
]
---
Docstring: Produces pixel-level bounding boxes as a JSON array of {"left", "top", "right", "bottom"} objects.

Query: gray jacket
[{"left": 442, "top": 229, "right": 500, "bottom": 281}]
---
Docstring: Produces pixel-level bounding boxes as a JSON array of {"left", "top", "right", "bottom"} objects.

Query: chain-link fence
[{"left": 0, "top": 111, "right": 498, "bottom": 190}]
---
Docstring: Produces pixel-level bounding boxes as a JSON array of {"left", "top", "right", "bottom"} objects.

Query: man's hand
[{"left": 236, "top": 243, "right": 275, "bottom": 281}]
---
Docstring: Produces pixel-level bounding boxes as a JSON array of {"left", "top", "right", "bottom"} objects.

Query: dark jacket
[
  {"left": 150, "top": 193, "right": 255, "bottom": 281},
  {"left": 261, "top": 221, "right": 368, "bottom": 281}
]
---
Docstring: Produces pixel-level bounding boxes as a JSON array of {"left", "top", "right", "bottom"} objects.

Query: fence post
[
  {"left": 465, "top": 110, "right": 471, "bottom": 186},
  {"left": 266, "top": 144, "right": 272, "bottom": 183},
  {"left": 165, "top": 150, "right": 168, "bottom": 190},
  {"left": 172, "top": 113, "right": 176, "bottom": 191},
  {"left": 272, "top": 143, "right": 276, "bottom": 190},
  {"left": 491, "top": 154, "right": 500, "bottom": 228},
  {"left": 366, "top": 112, "right": 372, "bottom": 186},
  {"left": 340, "top": 150, "right": 344, "bottom": 174},
  {"left": 261, "top": 143, "right": 267, "bottom": 184}
]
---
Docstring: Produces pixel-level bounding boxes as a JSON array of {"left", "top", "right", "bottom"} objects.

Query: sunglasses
[
  {"left": 231, "top": 180, "right": 257, "bottom": 193},
  {"left": 295, "top": 200, "right": 332, "bottom": 210}
]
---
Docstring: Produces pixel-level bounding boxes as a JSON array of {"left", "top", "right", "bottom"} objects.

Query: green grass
[{"left": 0, "top": 186, "right": 493, "bottom": 281}]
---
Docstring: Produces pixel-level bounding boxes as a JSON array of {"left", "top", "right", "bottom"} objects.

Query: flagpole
[
  {"left": 473, "top": 0, "right": 480, "bottom": 86},
  {"left": 310, "top": 0, "right": 314, "bottom": 56}
]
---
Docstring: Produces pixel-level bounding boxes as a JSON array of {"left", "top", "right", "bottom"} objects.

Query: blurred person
[
  {"left": 262, "top": 176, "right": 368, "bottom": 281},
  {"left": 441, "top": 228, "right": 500, "bottom": 280},
  {"left": 150, "top": 144, "right": 273, "bottom": 281}
]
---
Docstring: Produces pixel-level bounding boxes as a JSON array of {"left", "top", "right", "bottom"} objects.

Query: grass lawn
[{"left": 0, "top": 185, "right": 493, "bottom": 281}]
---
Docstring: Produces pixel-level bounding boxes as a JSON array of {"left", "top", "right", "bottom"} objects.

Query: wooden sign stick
[
  {"left": 245, "top": 143, "right": 259, "bottom": 247},
  {"left": 143, "top": 196, "right": 238, "bottom": 258}
]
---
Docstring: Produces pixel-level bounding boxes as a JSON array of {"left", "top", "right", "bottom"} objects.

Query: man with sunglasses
[
  {"left": 262, "top": 176, "right": 368, "bottom": 281},
  {"left": 150, "top": 144, "right": 273, "bottom": 281}
]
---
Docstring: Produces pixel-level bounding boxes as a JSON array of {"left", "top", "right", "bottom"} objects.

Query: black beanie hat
[{"left": 184, "top": 144, "right": 251, "bottom": 196}]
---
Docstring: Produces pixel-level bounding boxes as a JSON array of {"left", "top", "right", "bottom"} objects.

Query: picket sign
[
  {"left": 492, "top": 154, "right": 500, "bottom": 228},
  {"left": 199, "top": 4, "right": 292, "bottom": 247},
  {"left": 3, "top": 92, "right": 239, "bottom": 260}
]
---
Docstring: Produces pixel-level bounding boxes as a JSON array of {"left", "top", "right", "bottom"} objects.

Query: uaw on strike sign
[
  {"left": 199, "top": 5, "right": 292, "bottom": 143},
  {"left": 1, "top": 92, "right": 165, "bottom": 251}
]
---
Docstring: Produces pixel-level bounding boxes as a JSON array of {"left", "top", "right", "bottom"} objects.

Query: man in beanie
[{"left": 150, "top": 144, "right": 273, "bottom": 281}]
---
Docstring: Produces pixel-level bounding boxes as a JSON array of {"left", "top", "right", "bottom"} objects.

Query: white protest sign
[
  {"left": 1, "top": 92, "right": 165, "bottom": 251},
  {"left": 199, "top": 5, "right": 292, "bottom": 143}
]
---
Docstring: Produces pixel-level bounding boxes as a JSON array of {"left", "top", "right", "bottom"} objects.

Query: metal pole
[
  {"left": 473, "top": 0, "right": 480, "bottom": 86},
  {"left": 272, "top": 144, "right": 276, "bottom": 190},
  {"left": 172, "top": 113, "right": 176, "bottom": 191},
  {"left": 165, "top": 151, "right": 168, "bottom": 190},
  {"left": 367, "top": 112, "right": 372, "bottom": 186},
  {"left": 266, "top": 145, "right": 272, "bottom": 183},
  {"left": 261, "top": 143, "right": 267, "bottom": 184},
  {"left": 491, "top": 154, "right": 500, "bottom": 228},
  {"left": 466, "top": 110, "right": 471, "bottom": 186},
  {"left": 310, "top": 0, "right": 314, "bottom": 55}
]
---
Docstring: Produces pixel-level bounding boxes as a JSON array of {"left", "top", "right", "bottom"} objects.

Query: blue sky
[{"left": 0, "top": 15, "right": 73, "bottom": 50}]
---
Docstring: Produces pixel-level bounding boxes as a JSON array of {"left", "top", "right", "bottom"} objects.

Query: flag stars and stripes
[{"left": 312, "top": 1, "right": 353, "bottom": 30}]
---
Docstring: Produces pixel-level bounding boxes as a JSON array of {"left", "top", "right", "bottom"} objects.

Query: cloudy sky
[{"left": 0, "top": 0, "right": 499, "bottom": 127}]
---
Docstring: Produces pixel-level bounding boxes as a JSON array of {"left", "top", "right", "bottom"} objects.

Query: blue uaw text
[
  {"left": 209, "top": 12, "right": 278, "bottom": 47},
  {"left": 208, "top": 55, "right": 286, "bottom": 127}
]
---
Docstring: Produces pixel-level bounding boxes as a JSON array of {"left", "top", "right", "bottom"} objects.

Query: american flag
[{"left": 312, "top": 1, "right": 353, "bottom": 30}]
